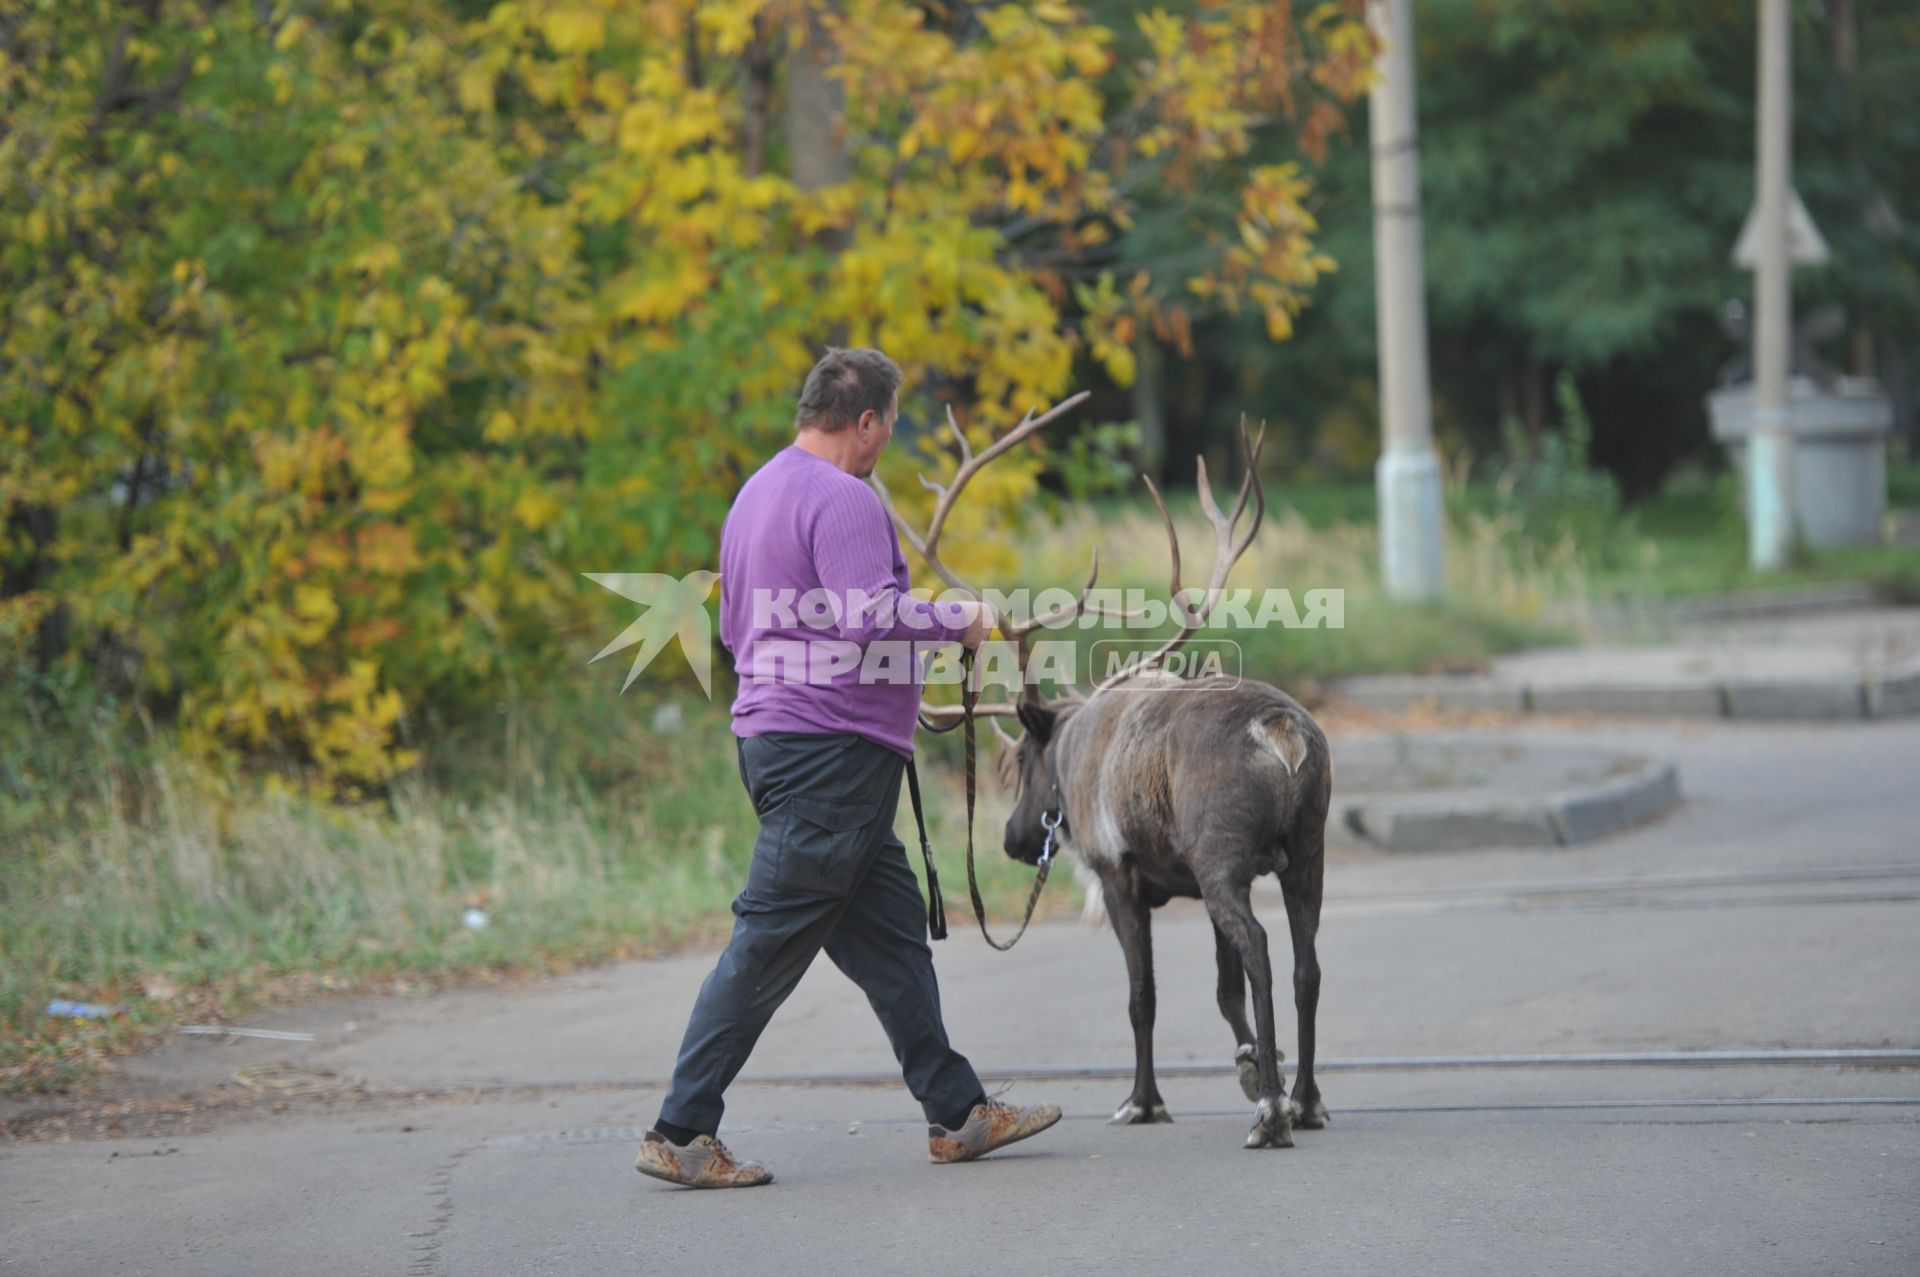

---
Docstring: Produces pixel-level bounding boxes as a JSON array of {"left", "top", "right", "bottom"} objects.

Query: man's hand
[{"left": 955, "top": 599, "right": 998, "bottom": 651}]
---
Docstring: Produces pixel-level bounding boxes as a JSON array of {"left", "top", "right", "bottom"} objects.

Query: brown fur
[{"left": 1008, "top": 678, "right": 1332, "bottom": 1146}]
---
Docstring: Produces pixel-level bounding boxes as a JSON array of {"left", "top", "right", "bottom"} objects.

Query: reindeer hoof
[
  {"left": 1234, "top": 1043, "right": 1287, "bottom": 1103},
  {"left": 1110, "top": 1100, "right": 1173, "bottom": 1126},
  {"left": 1287, "top": 1096, "right": 1329, "bottom": 1130},
  {"left": 1243, "top": 1096, "right": 1293, "bottom": 1149}
]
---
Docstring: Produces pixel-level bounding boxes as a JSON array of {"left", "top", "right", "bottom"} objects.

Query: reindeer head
[{"left": 1004, "top": 698, "right": 1076, "bottom": 866}]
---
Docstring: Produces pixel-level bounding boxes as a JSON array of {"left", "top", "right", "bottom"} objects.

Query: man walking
[{"left": 636, "top": 348, "right": 1062, "bottom": 1189}]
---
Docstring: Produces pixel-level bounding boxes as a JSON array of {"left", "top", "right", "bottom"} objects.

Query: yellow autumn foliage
[{"left": 1, "top": 0, "right": 1372, "bottom": 789}]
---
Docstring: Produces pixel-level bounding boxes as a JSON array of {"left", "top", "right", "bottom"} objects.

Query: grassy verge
[
  {"left": 1009, "top": 496, "right": 1580, "bottom": 688},
  {"left": 1261, "top": 464, "right": 1920, "bottom": 605},
  {"left": 0, "top": 687, "right": 1057, "bottom": 1094},
  {"left": 1578, "top": 464, "right": 1920, "bottom": 602}
]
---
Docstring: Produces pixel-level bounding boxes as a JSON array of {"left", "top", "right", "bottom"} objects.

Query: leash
[
  {"left": 903, "top": 757, "right": 948, "bottom": 940},
  {"left": 910, "top": 646, "right": 1056, "bottom": 950}
]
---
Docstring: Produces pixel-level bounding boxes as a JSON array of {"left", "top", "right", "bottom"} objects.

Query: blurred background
[{"left": 3, "top": 0, "right": 1915, "bottom": 1091}]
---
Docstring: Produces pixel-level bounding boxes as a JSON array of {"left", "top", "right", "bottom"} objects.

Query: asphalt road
[{"left": 5, "top": 717, "right": 1918, "bottom": 1276}]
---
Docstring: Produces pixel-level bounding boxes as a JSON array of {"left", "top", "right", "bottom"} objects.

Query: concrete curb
[
  {"left": 1331, "top": 665, "right": 1920, "bottom": 723},
  {"left": 1588, "top": 581, "right": 1881, "bottom": 634},
  {"left": 1334, "top": 757, "right": 1682, "bottom": 853}
]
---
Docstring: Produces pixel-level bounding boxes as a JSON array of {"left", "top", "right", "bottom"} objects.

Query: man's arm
[{"left": 809, "top": 481, "right": 981, "bottom": 649}]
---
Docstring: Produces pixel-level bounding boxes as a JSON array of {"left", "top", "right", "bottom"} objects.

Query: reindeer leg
[
  {"left": 1203, "top": 879, "right": 1291, "bottom": 1149},
  {"left": 1280, "top": 852, "right": 1328, "bottom": 1130},
  {"left": 1215, "top": 922, "right": 1284, "bottom": 1103},
  {"left": 1104, "top": 871, "right": 1170, "bottom": 1125}
]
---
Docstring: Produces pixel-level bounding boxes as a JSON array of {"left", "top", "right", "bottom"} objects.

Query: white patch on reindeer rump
[{"left": 1247, "top": 715, "right": 1309, "bottom": 775}]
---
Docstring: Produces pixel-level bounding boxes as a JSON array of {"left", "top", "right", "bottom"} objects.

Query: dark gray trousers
[{"left": 657, "top": 731, "right": 983, "bottom": 1133}]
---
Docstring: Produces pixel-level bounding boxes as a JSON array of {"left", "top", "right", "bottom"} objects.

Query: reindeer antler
[
  {"left": 872, "top": 394, "right": 1092, "bottom": 600},
  {"left": 878, "top": 398, "right": 1267, "bottom": 728},
  {"left": 1091, "top": 417, "right": 1267, "bottom": 694},
  {"left": 873, "top": 392, "right": 1098, "bottom": 722}
]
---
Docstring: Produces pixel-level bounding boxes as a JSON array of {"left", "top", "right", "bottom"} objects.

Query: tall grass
[
  {"left": 1014, "top": 498, "right": 1587, "bottom": 688},
  {"left": 0, "top": 682, "right": 1054, "bottom": 1091}
]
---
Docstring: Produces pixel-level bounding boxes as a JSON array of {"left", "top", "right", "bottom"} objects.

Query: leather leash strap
[
  {"left": 957, "top": 648, "right": 1051, "bottom": 951},
  {"left": 903, "top": 757, "right": 948, "bottom": 940},
  {"left": 910, "top": 647, "right": 1051, "bottom": 949}
]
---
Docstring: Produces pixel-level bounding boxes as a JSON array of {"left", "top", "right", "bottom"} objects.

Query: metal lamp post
[
  {"left": 1748, "top": 0, "right": 1795, "bottom": 569},
  {"left": 1368, "top": 0, "right": 1446, "bottom": 601}
]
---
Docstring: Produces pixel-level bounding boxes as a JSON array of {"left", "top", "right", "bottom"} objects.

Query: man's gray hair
[{"left": 795, "top": 347, "right": 903, "bottom": 433}]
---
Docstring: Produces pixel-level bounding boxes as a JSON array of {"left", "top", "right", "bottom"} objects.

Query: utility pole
[
  {"left": 1368, "top": 0, "right": 1445, "bottom": 601},
  {"left": 1749, "top": 0, "right": 1795, "bottom": 569}
]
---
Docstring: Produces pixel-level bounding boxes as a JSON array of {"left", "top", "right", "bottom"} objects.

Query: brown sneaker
[
  {"left": 634, "top": 1130, "right": 773, "bottom": 1188},
  {"left": 928, "top": 1097, "right": 1063, "bottom": 1164}
]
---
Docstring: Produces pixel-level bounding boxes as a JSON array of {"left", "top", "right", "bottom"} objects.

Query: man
[{"left": 635, "top": 347, "right": 1062, "bottom": 1189}]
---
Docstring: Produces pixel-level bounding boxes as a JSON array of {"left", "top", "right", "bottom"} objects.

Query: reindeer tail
[{"left": 1249, "top": 712, "right": 1313, "bottom": 777}]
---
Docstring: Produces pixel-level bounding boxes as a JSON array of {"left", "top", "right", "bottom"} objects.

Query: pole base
[
  {"left": 1745, "top": 428, "right": 1794, "bottom": 571},
  {"left": 1377, "top": 448, "right": 1446, "bottom": 602}
]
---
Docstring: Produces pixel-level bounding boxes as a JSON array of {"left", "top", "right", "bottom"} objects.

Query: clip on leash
[{"left": 956, "top": 648, "right": 1052, "bottom": 952}]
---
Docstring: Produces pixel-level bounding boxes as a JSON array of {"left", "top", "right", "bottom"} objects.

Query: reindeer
[{"left": 875, "top": 398, "right": 1332, "bottom": 1150}]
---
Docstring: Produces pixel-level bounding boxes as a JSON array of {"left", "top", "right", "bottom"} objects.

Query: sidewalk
[
  {"left": 1328, "top": 735, "right": 1679, "bottom": 851},
  {"left": 1332, "top": 606, "right": 1920, "bottom": 720}
]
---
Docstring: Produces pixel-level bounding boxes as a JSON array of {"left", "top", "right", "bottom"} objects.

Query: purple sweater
[{"left": 719, "top": 445, "right": 970, "bottom": 757}]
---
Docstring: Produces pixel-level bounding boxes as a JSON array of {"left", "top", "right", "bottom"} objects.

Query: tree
[
  {"left": 1172, "top": 0, "right": 1920, "bottom": 493},
  {"left": 1, "top": 0, "right": 1373, "bottom": 786}
]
